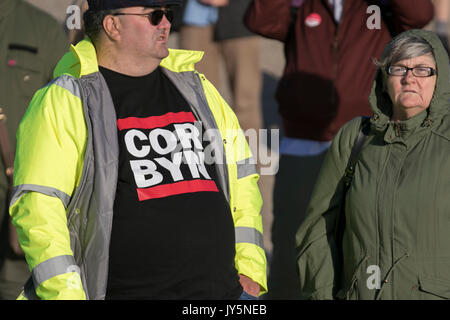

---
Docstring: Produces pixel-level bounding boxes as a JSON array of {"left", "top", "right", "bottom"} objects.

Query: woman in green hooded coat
[{"left": 295, "top": 29, "right": 450, "bottom": 300}]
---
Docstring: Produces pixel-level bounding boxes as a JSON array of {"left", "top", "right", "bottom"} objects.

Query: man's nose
[{"left": 158, "top": 14, "right": 171, "bottom": 28}]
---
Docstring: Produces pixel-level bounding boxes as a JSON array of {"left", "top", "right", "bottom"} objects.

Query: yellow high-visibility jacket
[{"left": 9, "top": 38, "right": 267, "bottom": 300}]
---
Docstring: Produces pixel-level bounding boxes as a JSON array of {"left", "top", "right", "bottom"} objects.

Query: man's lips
[{"left": 156, "top": 33, "right": 168, "bottom": 41}]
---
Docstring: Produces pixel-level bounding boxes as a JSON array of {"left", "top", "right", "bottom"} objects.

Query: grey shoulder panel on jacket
[{"left": 42, "top": 74, "right": 82, "bottom": 99}]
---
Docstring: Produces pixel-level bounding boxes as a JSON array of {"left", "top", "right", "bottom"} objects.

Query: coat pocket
[
  {"left": 418, "top": 276, "right": 450, "bottom": 299},
  {"left": 6, "top": 49, "right": 45, "bottom": 100}
]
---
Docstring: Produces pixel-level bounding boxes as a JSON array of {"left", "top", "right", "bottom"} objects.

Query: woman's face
[{"left": 386, "top": 54, "right": 437, "bottom": 121}]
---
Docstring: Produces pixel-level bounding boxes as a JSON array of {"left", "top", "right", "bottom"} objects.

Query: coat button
[{"left": 23, "top": 75, "right": 30, "bottom": 82}]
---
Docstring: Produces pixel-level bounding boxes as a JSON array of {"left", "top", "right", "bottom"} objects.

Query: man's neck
[{"left": 97, "top": 46, "right": 161, "bottom": 77}]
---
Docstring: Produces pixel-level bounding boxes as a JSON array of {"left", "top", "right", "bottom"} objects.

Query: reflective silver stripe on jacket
[
  {"left": 236, "top": 158, "right": 257, "bottom": 179},
  {"left": 235, "top": 226, "right": 264, "bottom": 249},
  {"left": 32, "top": 255, "right": 80, "bottom": 289},
  {"left": 162, "top": 69, "right": 230, "bottom": 202},
  {"left": 10, "top": 184, "right": 71, "bottom": 209}
]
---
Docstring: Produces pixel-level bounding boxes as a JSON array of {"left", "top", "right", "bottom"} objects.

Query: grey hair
[{"left": 374, "top": 33, "right": 435, "bottom": 70}]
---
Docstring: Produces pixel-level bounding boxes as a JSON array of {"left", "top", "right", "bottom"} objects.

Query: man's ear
[{"left": 102, "top": 15, "right": 121, "bottom": 41}]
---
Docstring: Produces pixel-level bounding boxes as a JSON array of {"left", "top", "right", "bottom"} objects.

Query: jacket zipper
[
  {"left": 66, "top": 82, "right": 91, "bottom": 227},
  {"left": 376, "top": 141, "right": 408, "bottom": 299}
]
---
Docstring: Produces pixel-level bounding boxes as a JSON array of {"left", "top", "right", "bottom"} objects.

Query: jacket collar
[{"left": 53, "top": 37, "right": 204, "bottom": 79}]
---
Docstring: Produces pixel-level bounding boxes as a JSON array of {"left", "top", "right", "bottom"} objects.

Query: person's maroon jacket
[{"left": 244, "top": 0, "right": 434, "bottom": 141}]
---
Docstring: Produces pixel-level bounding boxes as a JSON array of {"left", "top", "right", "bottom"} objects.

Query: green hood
[{"left": 369, "top": 29, "right": 450, "bottom": 142}]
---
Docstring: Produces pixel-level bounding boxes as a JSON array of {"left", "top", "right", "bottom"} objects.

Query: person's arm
[
  {"left": 244, "top": 0, "right": 292, "bottom": 42},
  {"left": 230, "top": 125, "right": 266, "bottom": 296},
  {"left": 295, "top": 118, "right": 362, "bottom": 300},
  {"left": 388, "top": 0, "right": 434, "bottom": 32},
  {"left": 201, "top": 77, "right": 268, "bottom": 296},
  {"left": 433, "top": 0, "right": 449, "bottom": 22},
  {"left": 10, "top": 80, "right": 87, "bottom": 300},
  {"left": 199, "top": 0, "right": 229, "bottom": 7},
  {"left": 432, "top": 0, "right": 449, "bottom": 53}
]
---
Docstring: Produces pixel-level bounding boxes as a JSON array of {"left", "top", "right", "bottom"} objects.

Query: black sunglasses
[{"left": 113, "top": 9, "right": 174, "bottom": 26}]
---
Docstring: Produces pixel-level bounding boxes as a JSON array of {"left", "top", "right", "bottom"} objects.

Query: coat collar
[{"left": 53, "top": 37, "right": 204, "bottom": 79}]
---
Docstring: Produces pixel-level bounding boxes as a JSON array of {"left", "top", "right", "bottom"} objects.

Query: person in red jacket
[{"left": 244, "top": 0, "right": 434, "bottom": 299}]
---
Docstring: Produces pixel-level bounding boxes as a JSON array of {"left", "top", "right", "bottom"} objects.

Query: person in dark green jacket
[
  {"left": 295, "top": 29, "right": 450, "bottom": 300},
  {"left": 0, "top": 0, "right": 68, "bottom": 300}
]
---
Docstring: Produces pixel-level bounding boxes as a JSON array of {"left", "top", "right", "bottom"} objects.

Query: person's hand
[
  {"left": 239, "top": 274, "right": 260, "bottom": 297},
  {"left": 199, "top": 0, "right": 229, "bottom": 7},
  {"left": 9, "top": 218, "right": 24, "bottom": 256}
]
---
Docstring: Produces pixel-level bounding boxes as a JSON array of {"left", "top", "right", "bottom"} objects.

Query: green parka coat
[{"left": 295, "top": 29, "right": 450, "bottom": 300}]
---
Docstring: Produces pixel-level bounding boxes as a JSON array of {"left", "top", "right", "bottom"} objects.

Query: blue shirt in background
[{"left": 182, "top": 0, "right": 218, "bottom": 26}]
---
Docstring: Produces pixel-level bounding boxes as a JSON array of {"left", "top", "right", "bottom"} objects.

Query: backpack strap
[
  {"left": 342, "top": 116, "right": 370, "bottom": 190},
  {"left": 334, "top": 116, "right": 370, "bottom": 296}
]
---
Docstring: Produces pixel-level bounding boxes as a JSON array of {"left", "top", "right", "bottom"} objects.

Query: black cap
[{"left": 87, "top": 0, "right": 183, "bottom": 11}]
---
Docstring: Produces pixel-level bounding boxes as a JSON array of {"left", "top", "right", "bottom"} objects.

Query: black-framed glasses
[
  {"left": 113, "top": 9, "right": 174, "bottom": 26},
  {"left": 386, "top": 65, "right": 437, "bottom": 77}
]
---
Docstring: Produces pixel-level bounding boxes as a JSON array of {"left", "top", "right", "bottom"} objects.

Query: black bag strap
[
  {"left": 342, "top": 116, "right": 370, "bottom": 191},
  {"left": 334, "top": 116, "right": 370, "bottom": 295}
]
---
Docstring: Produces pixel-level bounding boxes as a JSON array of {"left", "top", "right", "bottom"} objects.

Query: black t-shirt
[{"left": 100, "top": 66, "right": 241, "bottom": 300}]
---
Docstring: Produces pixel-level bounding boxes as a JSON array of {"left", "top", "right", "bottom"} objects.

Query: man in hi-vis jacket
[{"left": 10, "top": 0, "right": 266, "bottom": 300}]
